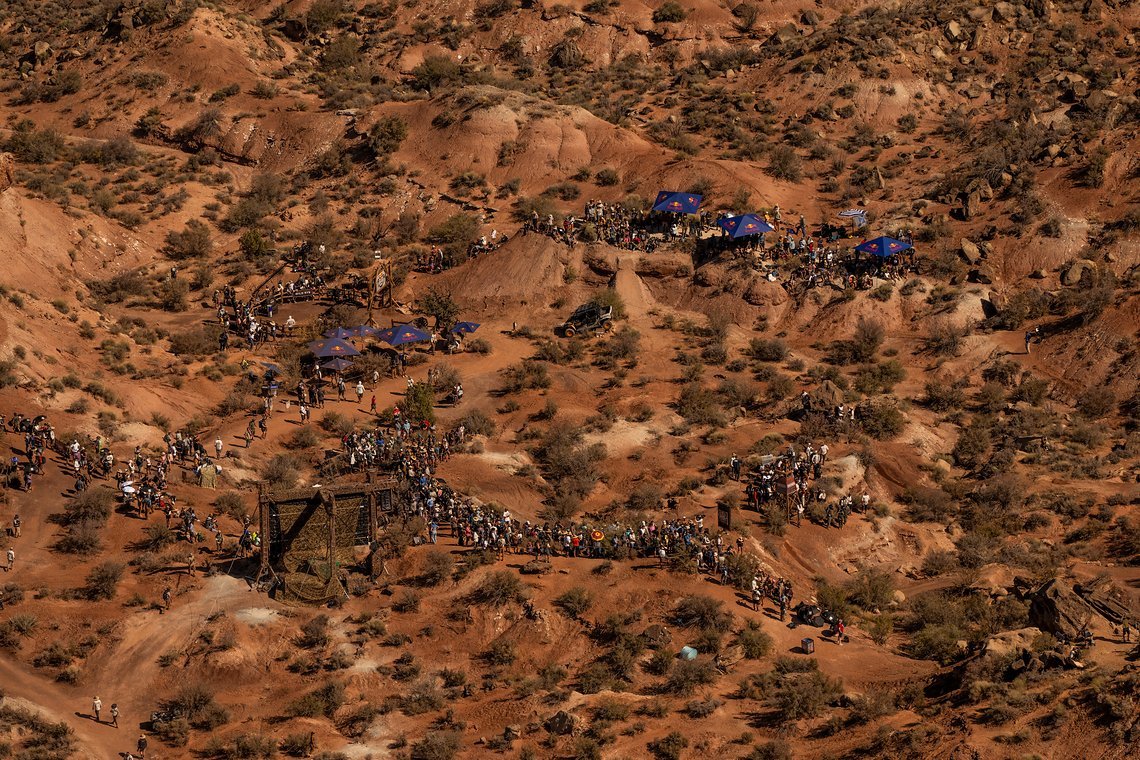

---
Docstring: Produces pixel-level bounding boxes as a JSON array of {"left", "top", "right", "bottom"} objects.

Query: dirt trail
[{"left": 613, "top": 255, "right": 656, "bottom": 321}]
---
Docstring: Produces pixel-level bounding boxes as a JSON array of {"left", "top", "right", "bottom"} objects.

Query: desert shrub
[
  {"left": 652, "top": 1, "right": 686, "bottom": 22},
  {"left": 554, "top": 587, "right": 593, "bottom": 619},
  {"left": 164, "top": 219, "right": 212, "bottom": 260},
  {"left": 81, "top": 562, "right": 124, "bottom": 600},
  {"left": 952, "top": 422, "right": 992, "bottom": 468},
  {"left": 771, "top": 668, "right": 841, "bottom": 720},
  {"left": 392, "top": 589, "right": 422, "bottom": 613},
  {"left": 736, "top": 620, "right": 773, "bottom": 658},
  {"left": 162, "top": 684, "right": 231, "bottom": 730},
  {"left": 647, "top": 732, "right": 688, "bottom": 760},
  {"left": 455, "top": 409, "right": 495, "bottom": 437},
  {"left": 921, "top": 549, "right": 959, "bottom": 576},
  {"left": 202, "top": 734, "right": 276, "bottom": 759},
  {"left": 410, "top": 731, "right": 460, "bottom": 760},
  {"left": 138, "top": 523, "right": 178, "bottom": 553},
  {"left": 672, "top": 595, "right": 732, "bottom": 630},
  {"left": 854, "top": 360, "right": 905, "bottom": 395},
  {"left": 481, "top": 639, "right": 516, "bottom": 666},
  {"left": 663, "top": 659, "right": 716, "bottom": 695},
  {"left": 924, "top": 318, "right": 971, "bottom": 356},
  {"left": 61, "top": 487, "right": 115, "bottom": 526},
  {"left": 766, "top": 145, "right": 802, "bottom": 181},
  {"left": 1077, "top": 386, "right": 1116, "bottom": 420},
  {"left": 289, "top": 681, "right": 345, "bottom": 718},
  {"left": 500, "top": 360, "right": 550, "bottom": 393},
  {"left": 844, "top": 568, "right": 895, "bottom": 610},
  {"left": 299, "top": 615, "right": 331, "bottom": 649},
  {"left": 469, "top": 570, "right": 527, "bottom": 606},
  {"left": 859, "top": 399, "right": 905, "bottom": 439},
  {"left": 262, "top": 454, "right": 300, "bottom": 489},
  {"left": 419, "top": 550, "right": 454, "bottom": 586},
  {"left": 748, "top": 338, "right": 788, "bottom": 362},
  {"left": 676, "top": 383, "right": 724, "bottom": 426},
  {"left": 923, "top": 380, "right": 966, "bottom": 411},
  {"left": 746, "top": 741, "right": 792, "bottom": 760},
  {"left": 412, "top": 55, "right": 462, "bottom": 92}
]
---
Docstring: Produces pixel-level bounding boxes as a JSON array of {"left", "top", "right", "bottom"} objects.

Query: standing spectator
[{"left": 92, "top": 696, "right": 102, "bottom": 723}]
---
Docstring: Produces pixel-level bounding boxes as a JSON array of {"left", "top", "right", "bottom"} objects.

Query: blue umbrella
[
  {"left": 717, "top": 214, "right": 775, "bottom": 238},
  {"left": 323, "top": 327, "right": 354, "bottom": 340},
  {"left": 347, "top": 325, "right": 380, "bottom": 338},
  {"left": 321, "top": 358, "right": 355, "bottom": 372},
  {"left": 376, "top": 324, "right": 430, "bottom": 346},
  {"left": 309, "top": 338, "right": 361, "bottom": 357},
  {"left": 450, "top": 321, "right": 481, "bottom": 334},
  {"left": 652, "top": 191, "right": 703, "bottom": 214},
  {"left": 855, "top": 236, "right": 913, "bottom": 258}
]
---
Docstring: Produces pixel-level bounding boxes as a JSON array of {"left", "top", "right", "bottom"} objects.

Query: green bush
[
  {"left": 164, "top": 220, "right": 212, "bottom": 260},
  {"left": 82, "top": 562, "right": 124, "bottom": 600},
  {"left": 469, "top": 570, "right": 527, "bottom": 607},
  {"left": 553, "top": 587, "right": 593, "bottom": 619},
  {"left": 652, "top": 1, "right": 686, "bottom": 22}
]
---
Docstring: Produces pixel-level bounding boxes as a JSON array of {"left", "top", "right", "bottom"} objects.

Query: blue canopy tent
[
  {"left": 323, "top": 327, "right": 354, "bottom": 340},
  {"left": 652, "top": 191, "right": 703, "bottom": 214},
  {"left": 376, "top": 324, "right": 430, "bottom": 346},
  {"left": 855, "top": 236, "right": 913, "bottom": 258},
  {"left": 717, "top": 214, "right": 775, "bottom": 239},
  {"left": 321, "top": 358, "right": 355, "bottom": 372},
  {"left": 308, "top": 338, "right": 361, "bottom": 357},
  {"left": 346, "top": 325, "right": 380, "bottom": 338},
  {"left": 451, "top": 321, "right": 481, "bottom": 334}
]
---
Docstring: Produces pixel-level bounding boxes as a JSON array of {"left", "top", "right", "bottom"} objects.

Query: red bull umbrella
[
  {"left": 855, "top": 236, "right": 913, "bottom": 258},
  {"left": 717, "top": 214, "right": 775, "bottom": 238},
  {"left": 652, "top": 191, "right": 703, "bottom": 214}
]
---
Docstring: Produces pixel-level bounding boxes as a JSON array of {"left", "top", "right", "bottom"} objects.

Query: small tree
[
  {"left": 368, "top": 115, "right": 408, "bottom": 159},
  {"left": 83, "top": 562, "right": 124, "bottom": 600},
  {"left": 417, "top": 289, "right": 460, "bottom": 331},
  {"left": 164, "top": 220, "right": 212, "bottom": 260},
  {"left": 402, "top": 382, "right": 435, "bottom": 424}
]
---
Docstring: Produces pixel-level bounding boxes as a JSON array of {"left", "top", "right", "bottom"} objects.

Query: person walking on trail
[
  {"left": 337, "top": 378, "right": 346, "bottom": 401},
  {"left": 137, "top": 734, "right": 148, "bottom": 758},
  {"left": 92, "top": 696, "right": 102, "bottom": 723},
  {"left": 187, "top": 552, "right": 196, "bottom": 576},
  {"left": 161, "top": 586, "right": 171, "bottom": 611},
  {"left": 355, "top": 381, "right": 365, "bottom": 404},
  {"left": 258, "top": 416, "right": 268, "bottom": 439},
  {"left": 369, "top": 395, "right": 377, "bottom": 415},
  {"left": 110, "top": 703, "right": 119, "bottom": 728},
  {"left": 5, "top": 548, "right": 12, "bottom": 572},
  {"left": 1124, "top": 620, "right": 1132, "bottom": 643},
  {"left": 751, "top": 575, "right": 762, "bottom": 612},
  {"left": 730, "top": 454, "right": 741, "bottom": 481},
  {"left": 214, "top": 437, "right": 223, "bottom": 459}
]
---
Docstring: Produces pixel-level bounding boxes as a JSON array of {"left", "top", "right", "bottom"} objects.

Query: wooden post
[
  {"left": 325, "top": 490, "right": 337, "bottom": 576},
  {"left": 258, "top": 489, "right": 270, "bottom": 575}
]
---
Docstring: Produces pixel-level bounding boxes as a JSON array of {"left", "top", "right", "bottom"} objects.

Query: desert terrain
[{"left": 0, "top": 0, "right": 1137, "bottom": 758}]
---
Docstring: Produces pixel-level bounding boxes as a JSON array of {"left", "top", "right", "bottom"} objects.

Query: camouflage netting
[{"left": 271, "top": 494, "right": 367, "bottom": 604}]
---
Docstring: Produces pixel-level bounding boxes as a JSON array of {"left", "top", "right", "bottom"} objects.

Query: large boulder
[
  {"left": 982, "top": 627, "right": 1042, "bottom": 659},
  {"left": 0, "top": 153, "right": 12, "bottom": 194},
  {"left": 1061, "top": 259, "right": 1096, "bottom": 286},
  {"left": 521, "top": 558, "right": 552, "bottom": 575},
  {"left": 960, "top": 238, "right": 982, "bottom": 264},
  {"left": 544, "top": 711, "right": 577, "bottom": 735},
  {"left": 1028, "top": 579, "right": 1095, "bottom": 639}
]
